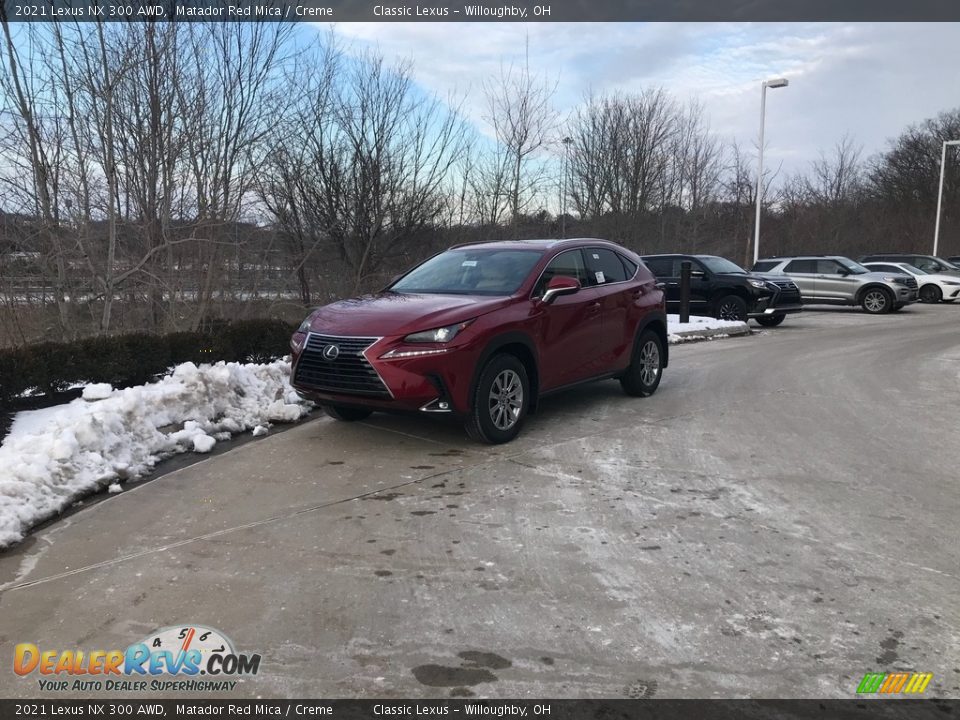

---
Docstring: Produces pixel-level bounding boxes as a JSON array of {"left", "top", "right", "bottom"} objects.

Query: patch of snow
[
  {"left": 667, "top": 314, "right": 744, "bottom": 334},
  {"left": 667, "top": 314, "right": 747, "bottom": 344},
  {"left": 0, "top": 359, "right": 311, "bottom": 547},
  {"left": 252, "top": 425, "right": 268, "bottom": 437},
  {"left": 82, "top": 383, "right": 114, "bottom": 401},
  {"left": 192, "top": 434, "right": 216, "bottom": 453},
  {"left": 107, "top": 483, "right": 123, "bottom": 494}
]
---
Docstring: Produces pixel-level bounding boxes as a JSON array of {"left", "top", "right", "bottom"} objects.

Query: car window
[
  {"left": 585, "top": 248, "right": 628, "bottom": 284},
  {"left": 817, "top": 259, "right": 846, "bottom": 274},
  {"left": 868, "top": 264, "right": 899, "bottom": 273},
  {"left": 784, "top": 259, "right": 817, "bottom": 273},
  {"left": 752, "top": 261, "right": 779, "bottom": 272},
  {"left": 391, "top": 249, "right": 543, "bottom": 296},
  {"left": 619, "top": 255, "right": 639, "bottom": 278},
  {"left": 643, "top": 257, "right": 676, "bottom": 277},
  {"left": 915, "top": 258, "right": 947, "bottom": 273},
  {"left": 533, "top": 249, "right": 592, "bottom": 297}
]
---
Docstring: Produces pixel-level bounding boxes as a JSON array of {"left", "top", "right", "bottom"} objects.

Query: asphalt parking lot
[{"left": 1, "top": 304, "right": 958, "bottom": 699}]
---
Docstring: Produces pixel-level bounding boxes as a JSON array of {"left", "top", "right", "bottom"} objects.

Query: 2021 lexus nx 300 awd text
[{"left": 290, "top": 238, "right": 668, "bottom": 443}]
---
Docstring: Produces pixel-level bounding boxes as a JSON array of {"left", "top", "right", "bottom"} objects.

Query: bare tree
[{"left": 482, "top": 53, "right": 557, "bottom": 223}]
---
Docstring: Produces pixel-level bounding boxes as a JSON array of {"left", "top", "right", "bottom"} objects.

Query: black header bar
[
  {"left": 1, "top": 699, "right": 957, "bottom": 720},
  {"left": 1, "top": 0, "right": 958, "bottom": 22}
]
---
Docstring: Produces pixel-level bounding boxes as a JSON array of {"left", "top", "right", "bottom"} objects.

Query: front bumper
[
  {"left": 894, "top": 286, "right": 919, "bottom": 304},
  {"left": 750, "top": 303, "right": 803, "bottom": 318},
  {"left": 290, "top": 331, "right": 478, "bottom": 415},
  {"left": 746, "top": 284, "right": 804, "bottom": 318}
]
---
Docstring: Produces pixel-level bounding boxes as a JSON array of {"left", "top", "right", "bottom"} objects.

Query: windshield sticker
[
  {"left": 461, "top": 260, "right": 478, "bottom": 267},
  {"left": 595, "top": 271, "right": 605, "bottom": 283}
]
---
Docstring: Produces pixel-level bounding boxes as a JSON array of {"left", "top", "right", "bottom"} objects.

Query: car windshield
[
  {"left": 390, "top": 249, "right": 543, "bottom": 296},
  {"left": 837, "top": 258, "right": 870, "bottom": 274},
  {"left": 700, "top": 256, "right": 747, "bottom": 274},
  {"left": 937, "top": 259, "right": 960, "bottom": 271},
  {"left": 901, "top": 264, "right": 927, "bottom": 275}
]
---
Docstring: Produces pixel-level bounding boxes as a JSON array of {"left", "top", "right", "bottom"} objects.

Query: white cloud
[{"left": 319, "top": 22, "right": 960, "bottom": 178}]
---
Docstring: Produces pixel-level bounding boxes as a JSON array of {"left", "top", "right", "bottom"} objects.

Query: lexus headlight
[
  {"left": 403, "top": 320, "right": 473, "bottom": 343},
  {"left": 748, "top": 279, "right": 769, "bottom": 289},
  {"left": 297, "top": 313, "right": 316, "bottom": 333},
  {"left": 943, "top": 281, "right": 960, "bottom": 286}
]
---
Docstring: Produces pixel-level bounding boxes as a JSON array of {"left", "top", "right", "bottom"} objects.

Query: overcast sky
[{"left": 321, "top": 22, "right": 960, "bottom": 179}]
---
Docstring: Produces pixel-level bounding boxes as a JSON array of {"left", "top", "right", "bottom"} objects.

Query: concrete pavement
[{"left": 1, "top": 304, "right": 958, "bottom": 699}]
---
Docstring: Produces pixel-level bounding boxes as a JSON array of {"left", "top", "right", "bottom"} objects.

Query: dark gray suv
[{"left": 752, "top": 256, "right": 919, "bottom": 314}]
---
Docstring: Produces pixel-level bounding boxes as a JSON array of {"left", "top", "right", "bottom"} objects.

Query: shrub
[{"left": 0, "top": 319, "right": 296, "bottom": 404}]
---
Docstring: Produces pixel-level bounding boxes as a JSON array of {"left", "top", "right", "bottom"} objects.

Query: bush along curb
[{"left": 0, "top": 318, "right": 296, "bottom": 405}]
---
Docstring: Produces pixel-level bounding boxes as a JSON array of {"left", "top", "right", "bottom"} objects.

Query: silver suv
[{"left": 751, "top": 256, "right": 919, "bottom": 314}]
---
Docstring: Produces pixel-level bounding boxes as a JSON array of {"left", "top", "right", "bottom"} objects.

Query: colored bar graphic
[
  {"left": 857, "top": 672, "right": 932, "bottom": 694},
  {"left": 856, "top": 673, "right": 886, "bottom": 693}
]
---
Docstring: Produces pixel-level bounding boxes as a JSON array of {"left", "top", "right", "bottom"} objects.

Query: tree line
[{"left": 0, "top": 19, "right": 957, "bottom": 346}]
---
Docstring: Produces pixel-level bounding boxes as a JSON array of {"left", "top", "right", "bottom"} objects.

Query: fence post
[{"left": 679, "top": 261, "right": 691, "bottom": 324}]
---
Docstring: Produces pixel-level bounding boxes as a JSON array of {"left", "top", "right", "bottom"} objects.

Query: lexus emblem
[{"left": 322, "top": 344, "right": 340, "bottom": 361}]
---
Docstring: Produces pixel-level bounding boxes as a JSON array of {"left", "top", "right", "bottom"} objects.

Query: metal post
[
  {"left": 934, "top": 140, "right": 960, "bottom": 256},
  {"left": 561, "top": 136, "right": 572, "bottom": 238},
  {"left": 679, "top": 261, "right": 691, "bottom": 324},
  {"left": 752, "top": 84, "right": 767, "bottom": 267}
]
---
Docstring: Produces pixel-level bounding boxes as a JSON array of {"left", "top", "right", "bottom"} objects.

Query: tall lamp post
[
  {"left": 933, "top": 139, "right": 960, "bottom": 256},
  {"left": 752, "top": 77, "right": 789, "bottom": 266},
  {"left": 561, "top": 136, "right": 573, "bottom": 238}
]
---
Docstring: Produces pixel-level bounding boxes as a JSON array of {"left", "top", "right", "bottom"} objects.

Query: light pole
[
  {"left": 752, "top": 77, "right": 789, "bottom": 266},
  {"left": 933, "top": 139, "right": 960, "bottom": 256},
  {"left": 561, "top": 136, "right": 573, "bottom": 238}
]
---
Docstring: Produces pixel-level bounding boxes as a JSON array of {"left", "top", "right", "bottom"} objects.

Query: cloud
[{"left": 319, "top": 22, "right": 960, "bottom": 178}]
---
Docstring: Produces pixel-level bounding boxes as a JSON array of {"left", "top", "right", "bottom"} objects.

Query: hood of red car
[{"left": 306, "top": 292, "right": 512, "bottom": 337}]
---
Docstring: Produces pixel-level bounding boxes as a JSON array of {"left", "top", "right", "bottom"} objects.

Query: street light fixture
[
  {"left": 933, "top": 139, "right": 960, "bottom": 256},
  {"left": 752, "top": 77, "right": 789, "bottom": 266}
]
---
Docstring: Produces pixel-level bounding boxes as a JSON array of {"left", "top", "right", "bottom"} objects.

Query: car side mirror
[{"left": 542, "top": 275, "right": 581, "bottom": 304}]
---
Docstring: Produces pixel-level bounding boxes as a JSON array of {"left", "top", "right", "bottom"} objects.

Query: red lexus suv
[{"left": 290, "top": 238, "right": 667, "bottom": 443}]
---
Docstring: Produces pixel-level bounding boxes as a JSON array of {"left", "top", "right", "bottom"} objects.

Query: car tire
[
  {"left": 465, "top": 354, "right": 529, "bottom": 444},
  {"left": 861, "top": 287, "right": 893, "bottom": 314},
  {"left": 919, "top": 284, "right": 943, "bottom": 303},
  {"left": 324, "top": 405, "right": 373, "bottom": 422},
  {"left": 715, "top": 295, "right": 748, "bottom": 322},
  {"left": 620, "top": 329, "right": 664, "bottom": 398},
  {"left": 755, "top": 314, "right": 785, "bottom": 327}
]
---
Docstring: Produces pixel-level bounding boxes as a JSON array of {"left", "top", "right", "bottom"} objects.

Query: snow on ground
[
  {"left": 667, "top": 314, "right": 748, "bottom": 343},
  {"left": 0, "top": 360, "right": 311, "bottom": 547}
]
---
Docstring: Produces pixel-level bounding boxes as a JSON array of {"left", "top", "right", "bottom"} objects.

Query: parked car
[
  {"left": 862, "top": 261, "right": 960, "bottom": 303},
  {"left": 859, "top": 253, "right": 960, "bottom": 278},
  {"left": 639, "top": 253, "right": 802, "bottom": 326},
  {"left": 752, "top": 255, "right": 919, "bottom": 314},
  {"left": 290, "top": 239, "right": 668, "bottom": 443}
]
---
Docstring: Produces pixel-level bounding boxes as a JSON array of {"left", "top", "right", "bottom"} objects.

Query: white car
[{"left": 863, "top": 262, "right": 960, "bottom": 304}]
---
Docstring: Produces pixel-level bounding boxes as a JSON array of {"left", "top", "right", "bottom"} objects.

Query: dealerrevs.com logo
[{"left": 14, "top": 625, "right": 261, "bottom": 692}]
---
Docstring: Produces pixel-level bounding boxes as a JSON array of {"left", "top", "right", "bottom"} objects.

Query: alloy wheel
[
  {"left": 864, "top": 290, "right": 887, "bottom": 312},
  {"left": 638, "top": 340, "right": 661, "bottom": 387},
  {"left": 488, "top": 369, "right": 524, "bottom": 431},
  {"left": 718, "top": 301, "right": 744, "bottom": 321}
]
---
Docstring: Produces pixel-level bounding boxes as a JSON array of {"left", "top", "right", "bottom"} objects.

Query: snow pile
[
  {"left": 667, "top": 314, "right": 748, "bottom": 343},
  {"left": 0, "top": 360, "right": 310, "bottom": 547},
  {"left": 82, "top": 383, "right": 114, "bottom": 401}
]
